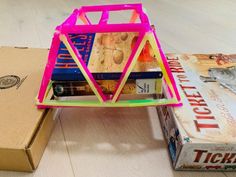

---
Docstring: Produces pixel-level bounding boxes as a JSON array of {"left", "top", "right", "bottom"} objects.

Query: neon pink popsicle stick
[
  {"left": 61, "top": 24, "right": 147, "bottom": 34},
  {"left": 99, "top": 11, "right": 109, "bottom": 24},
  {"left": 61, "top": 9, "right": 79, "bottom": 26},
  {"left": 38, "top": 32, "right": 60, "bottom": 102},
  {"left": 81, "top": 3, "right": 142, "bottom": 12}
]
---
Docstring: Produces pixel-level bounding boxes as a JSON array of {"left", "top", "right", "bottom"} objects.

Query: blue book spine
[{"left": 52, "top": 71, "right": 162, "bottom": 81}]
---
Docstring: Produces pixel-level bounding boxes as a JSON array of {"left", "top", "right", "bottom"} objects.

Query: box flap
[
  {"left": 0, "top": 148, "right": 33, "bottom": 171},
  {"left": 26, "top": 109, "right": 59, "bottom": 169}
]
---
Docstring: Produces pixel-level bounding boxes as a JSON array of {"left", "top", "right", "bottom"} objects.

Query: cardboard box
[
  {"left": 157, "top": 53, "right": 236, "bottom": 171},
  {"left": 0, "top": 47, "right": 58, "bottom": 172}
]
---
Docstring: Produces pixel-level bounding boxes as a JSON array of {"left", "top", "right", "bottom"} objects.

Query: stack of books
[{"left": 52, "top": 32, "right": 163, "bottom": 97}]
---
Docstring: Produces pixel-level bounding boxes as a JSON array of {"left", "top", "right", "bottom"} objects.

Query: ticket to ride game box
[{"left": 157, "top": 53, "right": 236, "bottom": 171}]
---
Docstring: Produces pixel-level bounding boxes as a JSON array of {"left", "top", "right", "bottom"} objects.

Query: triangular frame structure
[{"left": 36, "top": 3, "right": 181, "bottom": 108}]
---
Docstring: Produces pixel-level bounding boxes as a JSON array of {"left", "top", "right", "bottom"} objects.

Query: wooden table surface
[{"left": 0, "top": 0, "right": 235, "bottom": 176}]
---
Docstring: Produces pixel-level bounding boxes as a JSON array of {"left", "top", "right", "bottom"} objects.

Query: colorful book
[
  {"left": 52, "top": 79, "right": 162, "bottom": 97},
  {"left": 52, "top": 32, "right": 161, "bottom": 81}
]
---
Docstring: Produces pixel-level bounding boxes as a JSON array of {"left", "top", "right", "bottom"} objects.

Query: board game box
[{"left": 157, "top": 53, "right": 236, "bottom": 171}]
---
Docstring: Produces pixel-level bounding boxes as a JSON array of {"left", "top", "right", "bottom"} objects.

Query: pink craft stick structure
[{"left": 37, "top": 3, "right": 181, "bottom": 108}]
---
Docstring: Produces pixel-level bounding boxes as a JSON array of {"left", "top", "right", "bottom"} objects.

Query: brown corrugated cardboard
[{"left": 0, "top": 47, "right": 58, "bottom": 172}]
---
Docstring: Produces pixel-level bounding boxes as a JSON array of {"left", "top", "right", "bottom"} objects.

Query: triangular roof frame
[{"left": 36, "top": 3, "right": 181, "bottom": 108}]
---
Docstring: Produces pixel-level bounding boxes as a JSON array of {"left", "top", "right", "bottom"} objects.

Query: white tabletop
[{"left": 0, "top": 0, "right": 235, "bottom": 176}]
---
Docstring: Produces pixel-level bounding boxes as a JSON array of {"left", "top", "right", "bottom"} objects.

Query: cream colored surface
[{"left": 0, "top": 0, "right": 235, "bottom": 176}]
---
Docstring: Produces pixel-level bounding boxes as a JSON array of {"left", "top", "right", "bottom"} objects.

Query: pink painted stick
[
  {"left": 38, "top": 32, "right": 61, "bottom": 102},
  {"left": 81, "top": 3, "right": 142, "bottom": 12},
  {"left": 99, "top": 11, "right": 109, "bottom": 24},
  {"left": 61, "top": 24, "right": 148, "bottom": 34}
]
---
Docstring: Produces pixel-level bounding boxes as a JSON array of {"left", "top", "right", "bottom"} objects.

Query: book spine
[
  {"left": 51, "top": 71, "right": 163, "bottom": 81},
  {"left": 52, "top": 79, "right": 162, "bottom": 97}
]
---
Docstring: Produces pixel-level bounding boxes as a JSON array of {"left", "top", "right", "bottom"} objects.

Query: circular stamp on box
[{"left": 0, "top": 75, "right": 20, "bottom": 89}]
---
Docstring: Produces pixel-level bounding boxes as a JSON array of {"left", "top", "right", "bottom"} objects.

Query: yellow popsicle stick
[
  {"left": 147, "top": 33, "right": 177, "bottom": 99},
  {"left": 111, "top": 34, "right": 147, "bottom": 103}
]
